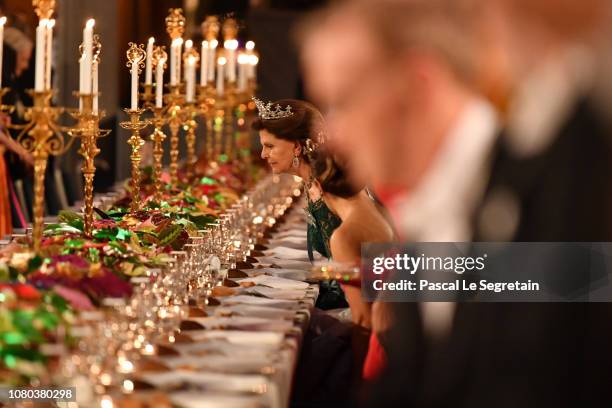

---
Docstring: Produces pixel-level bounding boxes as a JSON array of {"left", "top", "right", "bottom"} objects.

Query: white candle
[
  {"left": 200, "top": 41, "right": 208, "bottom": 86},
  {"left": 145, "top": 37, "right": 154, "bottom": 85},
  {"left": 0, "top": 17, "right": 6, "bottom": 88},
  {"left": 131, "top": 60, "right": 138, "bottom": 110},
  {"left": 248, "top": 54, "right": 259, "bottom": 81},
  {"left": 45, "top": 19, "right": 55, "bottom": 90},
  {"left": 155, "top": 57, "right": 165, "bottom": 108},
  {"left": 92, "top": 60, "right": 99, "bottom": 113},
  {"left": 237, "top": 52, "right": 248, "bottom": 92},
  {"left": 207, "top": 39, "right": 217, "bottom": 82},
  {"left": 216, "top": 56, "right": 226, "bottom": 96},
  {"left": 78, "top": 56, "right": 84, "bottom": 110},
  {"left": 34, "top": 19, "right": 47, "bottom": 92},
  {"left": 176, "top": 38, "right": 183, "bottom": 84},
  {"left": 170, "top": 38, "right": 183, "bottom": 85},
  {"left": 185, "top": 56, "right": 196, "bottom": 103},
  {"left": 224, "top": 39, "right": 238, "bottom": 83},
  {"left": 80, "top": 19, "right": 95, "bottom": 94},
  {"left": 182, "top": 39, "right": 192, "bottom": 84}
]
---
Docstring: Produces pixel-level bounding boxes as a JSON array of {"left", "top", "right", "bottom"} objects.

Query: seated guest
[
  {"left": 254, "top": 99, "right": 394, "bottom": 405},
  {"left": 253, "top": 98, "right": 395, "bottom": 326}
]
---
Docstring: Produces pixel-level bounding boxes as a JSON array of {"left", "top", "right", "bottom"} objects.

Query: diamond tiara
[{"left": 253, "top": 97, "right": 294, "bottom": 120}]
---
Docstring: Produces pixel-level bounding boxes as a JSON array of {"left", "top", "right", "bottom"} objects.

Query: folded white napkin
[
  {"left": 264, "top": 246, "right": 312, "bottom": 260},
  {"left": 248, "top": 286, "right": 308, "bottom": 301},
  {"left": 182, "top": 330, "right": 285, "bottom": 347},
  {"left": 221, "top": 295, "right": 300, "bottom": 309},
  {"left": 215, "top": 304, "right": 297, "bottom": 319},
  {"left": 169, "top": 391, "right": 265, "bottom": 408},
  {"left": 187, "top": 316, "right": 295, "bottom": 332},
  {"left": 255, "top": 257, "right": 314, "bottom": 270},
  {"left": 244, "top": 267, "right": 310, "bottom": 281},
  {"left": 237, "top": 275, "right": 310, "bottom": 290}
]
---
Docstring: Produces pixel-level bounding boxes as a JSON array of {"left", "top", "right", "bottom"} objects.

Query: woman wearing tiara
[
  {"left": 253, "top": 98, "right": 394, "bottom": 325},
  {"left": 253, "top": 98, "right": 393, "bottom": 402}
]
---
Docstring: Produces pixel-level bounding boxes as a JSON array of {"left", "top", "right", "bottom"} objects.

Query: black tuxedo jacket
[{"left": 367, "top": 98, "right": 612, "bottom": 408}]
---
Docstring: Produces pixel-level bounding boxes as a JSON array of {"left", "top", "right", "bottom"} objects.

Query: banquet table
[{"left": 113, "top": 198, "right": 321, "bottom": 408}]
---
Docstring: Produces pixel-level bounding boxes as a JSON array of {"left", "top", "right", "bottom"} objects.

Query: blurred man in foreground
[{"left": 300, "top": 0, "right": 612, "bottom": 406}]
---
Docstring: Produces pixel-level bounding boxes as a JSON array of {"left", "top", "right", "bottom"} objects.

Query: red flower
[{"left": 12, "top": 283, "right": 42, "bottom": 300}]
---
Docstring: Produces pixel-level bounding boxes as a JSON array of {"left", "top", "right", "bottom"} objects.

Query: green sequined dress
[{"left": 305, "top": 197, "right": 348, "bottom": 310}]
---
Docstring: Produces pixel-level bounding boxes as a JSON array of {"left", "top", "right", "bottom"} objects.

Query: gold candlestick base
[
  {"left": 120, "top": 108, "right": 150, "bottom": 213},
  {"left": 13, "top": 89, "right": 75, "bottom": 252},
  {"left": 150, "top": 106, "right": 167, "bottom": 202},
  {"left": 197, "top": 84, "right": 216, "bottom": 164},
  {"left": 164, "top": 84, "right": 184, "bottom": 185},
  {"left": 68, "top": 92, "right": 110, "bottom": 237},
  {"left": 183, "top": 103, "right": 198, "bottom": 180}
]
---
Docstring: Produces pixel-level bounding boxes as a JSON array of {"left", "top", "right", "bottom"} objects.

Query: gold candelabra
[
  {"left": 150, "top": 107, "right": 167, "bottom": 202},
  {"left": 165, "top": 85, "right": 183, "bottom": 184},
  {"left": 68, "top": 34, "right": 109, "bottom": 238},
  {"left": 183, "top": 103, "right": 198, "bottom": 180},
  {"left": 13, "top": 90, "right": 74, "bottom": 252},
  {"left": 68, "top": 93, "right": 110, "bottom": 237},
  {"left": 120, "top": 109, "right": 149, "bottom": 213},
  {"left": 197, "top": 84, "right": 216, "bottom": 164},
  {"left": 120, "top": 42, "right": 149, "bottom": 213}
]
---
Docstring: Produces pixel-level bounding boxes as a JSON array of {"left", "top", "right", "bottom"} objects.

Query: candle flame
[
  {"left": 202, "top": 40, "right": 209, "bottom": 49},
  {"left": 210, "top": 39, "right": 218, "bottom": 48},
  {"left": 39, "top": 18, "right": 49, "bottom": 27},
  {"left": 0, "top": 17, "right": 7, "bottom": 26},
  {"left": 172, "top": 37, "right": 183, "bottom": 46},
  {"left": 86, "top": 18, "right": 95, "bottom": 29},
  {"left": 148, "top": 37, "right": 155, "bottom": 44},
  {"left": 47, "top": 19, "right": 56, "bottom": 29},
  {"left": 188, "top": 55, "right": 196, "bottom": 65},
  {"left": 246, "top": 41, "right": 255, "bottom": 51},
  {"left": 237, "top": 53, "right": 249, "bottom": 64},
  {"left": 250, "top": 54, "right": 259, "bottom": 66},
  {"left": 185, "top": 39, "right": 193, "bottom": 48},
  {"left": 218, "top": 56, "right": 227, "bottom": 65},
  {"left": 224, "top": 39, "right": 239, "bottom": 50}
]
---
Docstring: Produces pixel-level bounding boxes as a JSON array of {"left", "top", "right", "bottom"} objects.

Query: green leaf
[
  {"left": 116, "top": 228, "right": 131, "bottom": 241},
  {"left": 26, "top": 256, "right": 43, "bottom": 274},
  {"left": 64, "top": 239, "right": 85, "bottom": 249},
  {"left": 158, "top": 224, "right": 183, "bottom": 247},
  {"left": 200, "top": 177, "right": 217, "bottom": 186},
  {"left": 87, "top": 248, "right": 100, "bottom": 263}
]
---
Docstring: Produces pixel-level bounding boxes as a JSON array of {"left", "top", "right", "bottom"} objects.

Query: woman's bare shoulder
[{"left": 329, "top": 222, "right": 362, "bottom": 262}]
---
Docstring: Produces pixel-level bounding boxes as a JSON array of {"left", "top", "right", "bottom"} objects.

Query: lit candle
[
  {"left": 145, "top": 37, "right": 154, "bottom": 85},
  {"left": 45, "top": 19, "right": 55, "bottom": 90},
  {"left": 92, "top": 59, "right": 98, "bottom": 113},
  {"left": 249, "top": 54, "right": 259, "bottom": 82},
  {"left": 82, "top": 19, "right": 95, "bottom": 93},
  {"left": 216, "top": 56, "right": 226, "bottom": 96},
  {"left": 224, "top": 39, "right": 238, "bottom": 83},
  {"left": 207, "top": 39, "right": 217, "bottom": 82},
  {"left": 155, "top": 57, "right": 165, "bottom": 108},
  {"left": 131, "top": 57, "right": 138, "bottom": 110},
  {"left": 245, "top": 41, "right": 255, "bottom": 81},
  {"left": 182, "top": 39, "right": 192, "bottom": 82},
  {"left": 237, "top": 52, "right": 248, "bottom": 92},
  {"left": 200, "top": 41, "right": 208, "bottom": 86},
  {"left": 35, "top": 19, "right": 48, "bottom": 92},
  {"left": 170, "top": 38, "right": 183, "bottom": 85},
  {"left": 0, "top": 16, "right": 6, "bottom": 89},
  {"left": 185, "top": 55, "right": 196, "bottom": 103}
]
